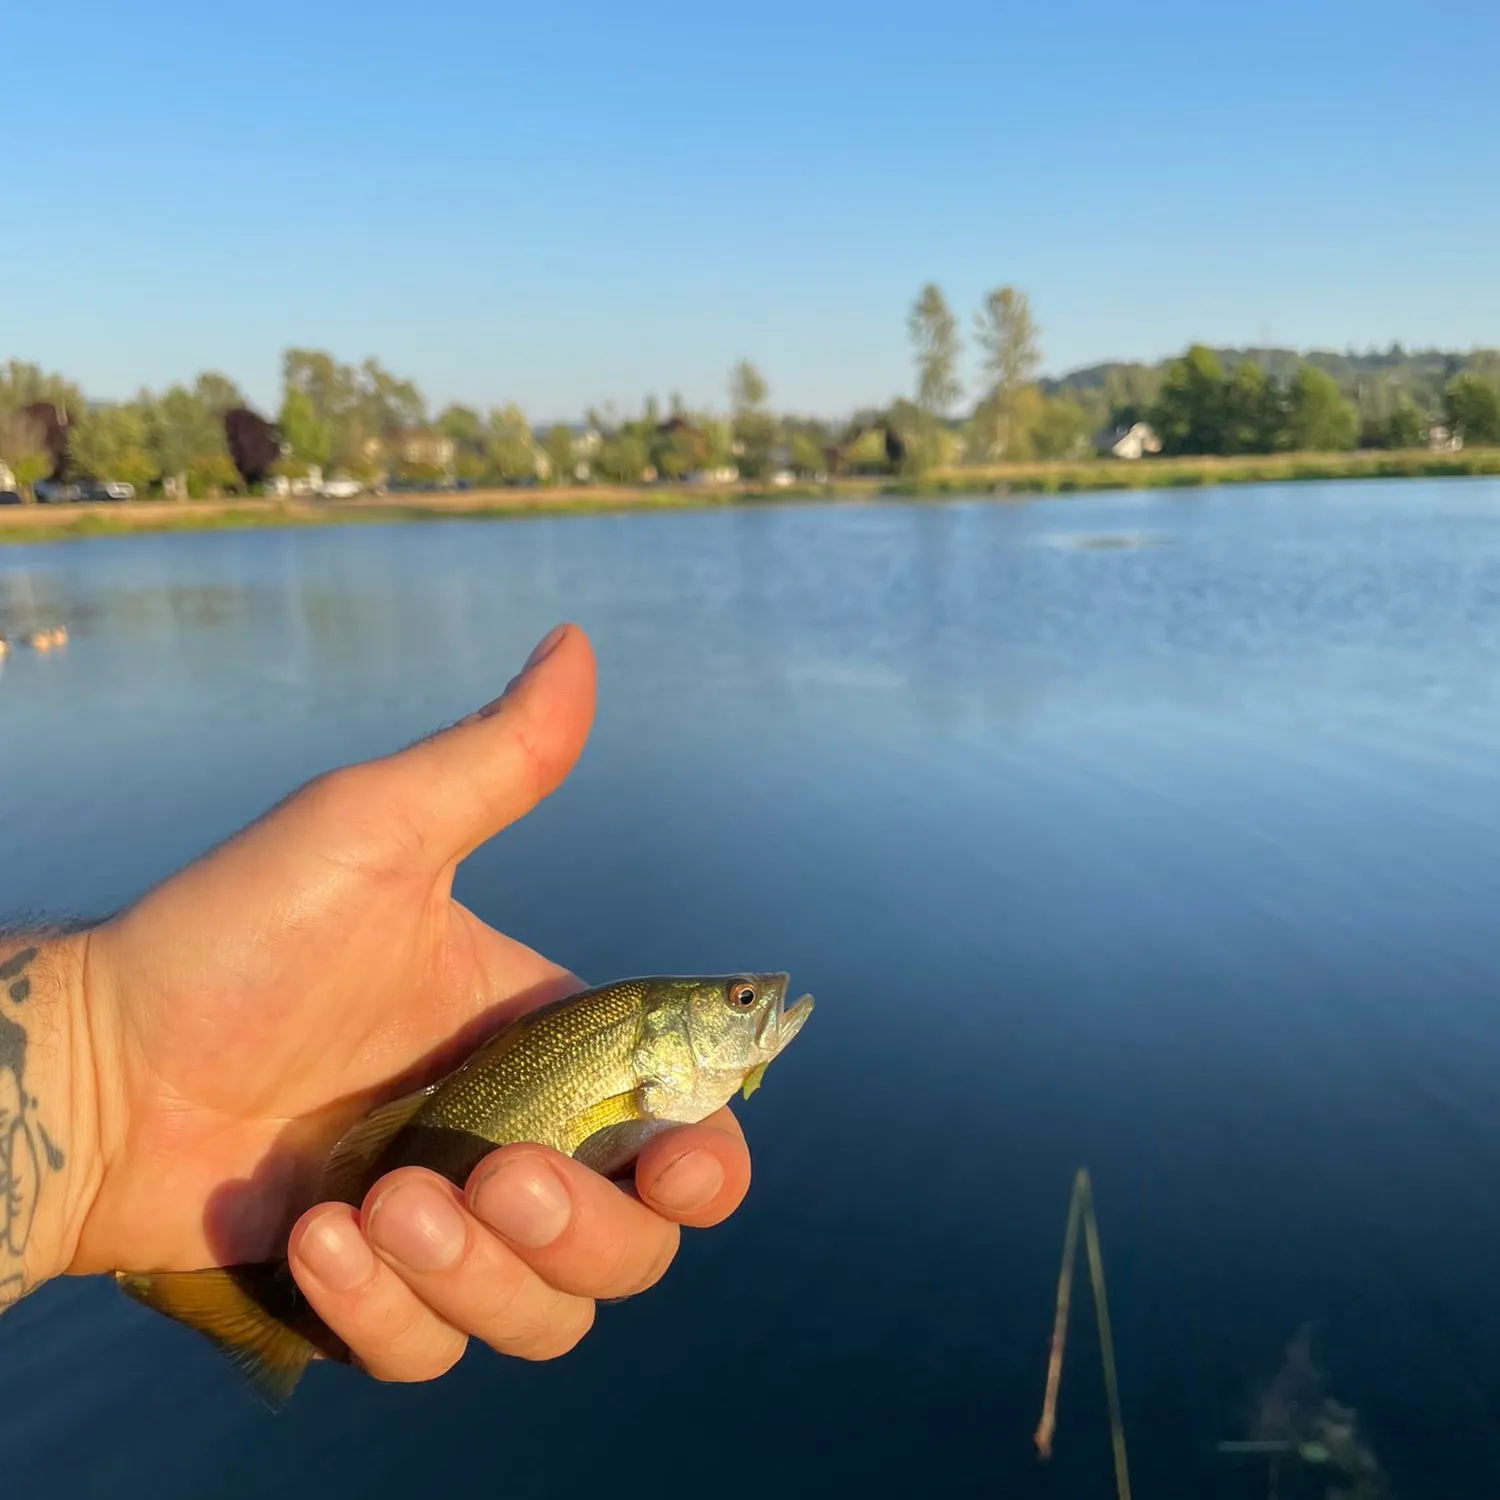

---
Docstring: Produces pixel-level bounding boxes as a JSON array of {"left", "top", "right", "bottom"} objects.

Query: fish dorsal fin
[
  {"left": 116, "top": 1268, "right": 315, "bottom": 1409},
  {"left": 320, "top": 1084, "right": 438, "bottom": 1205}
]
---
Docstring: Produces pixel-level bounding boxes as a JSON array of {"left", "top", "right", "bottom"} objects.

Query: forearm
[{"left": 0, "top": 931, "right": 100, "bottom": 1307}]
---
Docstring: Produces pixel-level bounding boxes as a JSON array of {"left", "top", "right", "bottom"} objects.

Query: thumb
[{"left": 380, "top": 622, "right": 597, "bottom": 865}]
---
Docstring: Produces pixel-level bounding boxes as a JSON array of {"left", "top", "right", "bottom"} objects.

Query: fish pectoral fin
[
  {"left": 116, "top": 1268, "right": 316, "bottom": 1408},
  {"left": 741, "top": 1062, "right": 769, "bottom": 1100},
  {"left": 320, "top": 1083, "right": 439, "bottom": 1204},
  {"left": 572, "top": 1118, "right": 676, "bottom": 1179},
  {"left": 561, "top": 1088, "right": 649, "bottom": 1158}
]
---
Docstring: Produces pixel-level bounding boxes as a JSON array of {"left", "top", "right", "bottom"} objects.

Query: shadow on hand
[{"left": 200, "top": 970, "right": 586, "bottom": 1270}]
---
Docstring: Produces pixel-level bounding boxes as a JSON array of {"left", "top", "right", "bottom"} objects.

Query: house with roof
[{"left": 1093, "top": 421, "right": 1162, "bottom": 459}]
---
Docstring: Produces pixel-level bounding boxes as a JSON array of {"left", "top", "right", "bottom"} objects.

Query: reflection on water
[{"left": 3, "top": 480, "right": 1500, "bottom": 1497}]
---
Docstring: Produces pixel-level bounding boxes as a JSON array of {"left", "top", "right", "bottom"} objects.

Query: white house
[
  {"left": 1094, "top": 421, "right": 1162, "bottom": 460},
  {"left": 0, "top": 461, "right": 14, "bottom": 492},
  {"left": 1428, "top": 423, "right": 1463, "bottom": 453}
]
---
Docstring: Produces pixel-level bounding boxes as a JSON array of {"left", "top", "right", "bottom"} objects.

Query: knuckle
[
  {"left": 371, "top": 1330, "right": 468, "bottom": 1384},
  {"left": 604, "top": 1222, "right": 679, "bottom": 1297},
  {"left": 507, "top": 1299, "right": 595, "bottom": 1362},
  {"left": 631, "top": 1228, "right": 681, "bottom": 1295}
]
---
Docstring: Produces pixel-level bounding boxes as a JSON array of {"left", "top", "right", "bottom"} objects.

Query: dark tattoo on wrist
[
  {"left": 0, "top": 948, "right": 36, "bottom": 1007},
  {"left": 0, "top": 946, "right": 67, "bottom": 1309}
]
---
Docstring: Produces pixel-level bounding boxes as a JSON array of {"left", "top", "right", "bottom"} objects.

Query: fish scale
[{"left": 114, "top": 971, "right": 813, "bottom": 1405}]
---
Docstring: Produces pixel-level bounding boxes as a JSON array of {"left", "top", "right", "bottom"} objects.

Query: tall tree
[
  {"left": 908, "top": 283, "right": 963, "bottom": 417},
  {"left": 1150, "top": 345, "right": 1229, "bottom": 455},
  {"left": 0, "top": 361, "right": 84, "bottom": 425},
  {"left": 278, "top": 388, "right": 332, "bottom": 469},
  {"left": 436, "top": 403, "right": 485, "bottom": 448},
  {"left": 67, "top": 405, "right": 156, "bottom": 488},
  {"left": 1222, "top": 361, "right": 1280, "bottom": 454},
  {"left": 1284, "top": 365, "right": 1358, "bottom": 451},
  {"left": 973, "top": 287, "right": 1040, "bottom": 458},
  {"left": 729, "top": 360, "right": 776, "bottom": 480},
  {"left": 192, "top": 371, "right": 246, "bottom": 416},
  {"left": 1445, "top": 374, "right": 1500, "bottom": 445},
  {"left": 728, "top": 360, "right": 769, "bottom": 413},
  {"left": 486, "top": 405, "right": 539, "bottom": 481},
  {"left": 144, "top": 386, "right": 230, "bottom": 496},
  {"left": 544, "top": 425, "right": 576, "bottom": 485},
  {"left": 0, "top": 409, "right": 53, "bottom": 498},
  {"left": 1382, "top": 398, "right": 1426, "bottom": 450}
]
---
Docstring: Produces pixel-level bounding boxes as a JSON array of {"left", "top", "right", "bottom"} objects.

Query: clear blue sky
[{"left": 5, "top": 0, "right": 1497, "bottom": 423}]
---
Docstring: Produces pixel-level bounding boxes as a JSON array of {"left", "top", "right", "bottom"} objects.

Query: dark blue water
[{"left": 4, "top": 480, "right": 1500, "bottom": 1498}]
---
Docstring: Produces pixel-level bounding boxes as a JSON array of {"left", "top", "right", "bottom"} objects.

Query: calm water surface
[{"left": 4, "top": 479, "right": 1500, "bottom": 1498}]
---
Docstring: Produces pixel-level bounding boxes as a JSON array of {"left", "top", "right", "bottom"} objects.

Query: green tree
[
  {"left": 649, "top": 419, "right": 705, "bottom": 481},
  {"left": 436, "top": 403, "right": 484, "bottom": 448},
  {"left": 192, "top": 372, "right": 246, "bottom": 416},
  {"left": 882, "top": 399, "right": 939, "bottom": 476},
  {"left": 1150, "top": 344, "right": 1229, "bottom": 455},
  {"left": 1383, "top": 398, "right": 1427, "bottom": 449},
  {"left": 186, "top": 453, "right": 242, "bottom": 497},
  {"left": 729, "top": 360, "right": 776, "bottom": 480},
  {"left": 594, "top": 431, "right": 648, "bottom": 484},
  {"left": 544, "top": 425, "right": 576, "bottom": 485},
  {"left": 728, "top": 360, "right": 768, "bottom": 413},
  {"left": 278, "top": 388, "right": 332, "bottom": 469},
  {"left": 908, "top": 282, "right": 963, "bottom": 417},
  {"left": 280, "top": 349, "right": 426, "bottom": 478},
  {"left": 359, "top": 358, "right": 426, "bottom": 433},
  {"left": 1445, "top": 374, "right": 1500, "bottom": 445},
  {"left": 1284, "top": 365, "right": 1358, "bottom": 451},
  {"left": 67, "top": 405, "right": 155, "bottom": 487},
  {"left": 973, "top": 286, "right": 1040, "bottom": 458},
  {"left": 436, "top": 404, "right": 486, "bottom": 479},
  {"left": 1222, "top": 362, "right": 1281, "bottom": 454},
  {"left": 0, "top": 409, "right": 52, "bottom": 498},
  {"left": 0, "top": 360, "right": 84, "bottom": 424},
  {"left": 788, "top": 432, "right": 826, "bottom": 476},
  {"left": 486, "top": 405, "right": 539, "bottom": 481},
  {"left": 1028, "top": 395, "right": 1089, "bottom": 460},
  {"left": 144, "top": 386, "right": 229, "bottom": 496}
]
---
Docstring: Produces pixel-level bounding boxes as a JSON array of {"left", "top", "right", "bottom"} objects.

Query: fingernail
[
  {"left": 296, "top": 1209, "right": 375, "bottom": 1291},
  {"left": 470, "top": 1154, "right": 573, "bottom": 1248},
  {"left": 524, "top": 622, "right": 570, "bottom": 671},
  {"left": 646, "top": 1150, "right": 724, "bottom": 1213},
  {"left": 365, "top": 1181, "right": 468, "bottom": 1272},
  {"left": 483, "top": 624, "right": 571, "bottom": 716}
]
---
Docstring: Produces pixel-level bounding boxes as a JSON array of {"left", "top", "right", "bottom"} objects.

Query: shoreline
[{"left": 3, "top": 449, "right": 1498, "bottom": 545}]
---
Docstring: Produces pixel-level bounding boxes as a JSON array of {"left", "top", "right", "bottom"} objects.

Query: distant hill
[{"left": 1040, "top": 345, "right": 1500, "bottom": 424}]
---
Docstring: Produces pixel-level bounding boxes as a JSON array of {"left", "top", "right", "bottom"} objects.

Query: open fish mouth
[{"left": 756, "top": 989, "right": 814, "bottom": 1052}]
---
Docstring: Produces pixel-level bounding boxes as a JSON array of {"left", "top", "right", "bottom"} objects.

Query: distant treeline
[{"left": 2, "top": 288, "right": 1498, "bottom": 500}]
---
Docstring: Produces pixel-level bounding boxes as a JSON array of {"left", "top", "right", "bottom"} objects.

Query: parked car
[
  {"left": 0, "top": 490, "right": 21, "bottom": 506},
  {"left": 33, "top": 480, "right": 83, "bottom": 504},
  {"left": 318, "top": 477, "right": 364, "bottom": 499},
  {"left": 77, "top": 480, "right": 135, "bottom": 502}
]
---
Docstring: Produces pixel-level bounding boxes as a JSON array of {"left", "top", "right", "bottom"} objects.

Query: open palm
[{"left": 62, "top": 625, "right": 752, "bottom": 1382}]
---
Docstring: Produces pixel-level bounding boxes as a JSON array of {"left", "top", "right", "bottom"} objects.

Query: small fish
[{"left": 117, "top": 973, "right": 813, "bottom": 1405}]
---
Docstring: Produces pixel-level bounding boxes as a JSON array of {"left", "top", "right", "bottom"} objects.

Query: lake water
[{"left": 4, "top": 479, "right": 1500, "bottom": 1498}]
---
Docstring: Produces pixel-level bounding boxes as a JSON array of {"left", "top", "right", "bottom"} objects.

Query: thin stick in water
[{"left": 1033, "top": 1168, "right": 1133, "bottom": 1500}]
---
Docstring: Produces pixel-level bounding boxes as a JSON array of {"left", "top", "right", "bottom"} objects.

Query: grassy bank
[
  {"left": 889, "top": 446, "right": 1500, "bottom": 496},
  {"left": 3, "top": 449, "right": 1498, "bottom": 545}
]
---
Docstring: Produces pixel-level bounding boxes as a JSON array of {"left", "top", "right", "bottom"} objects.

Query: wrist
[{"left": 0, "top": 929, "right": 102, "bottom": 1304}]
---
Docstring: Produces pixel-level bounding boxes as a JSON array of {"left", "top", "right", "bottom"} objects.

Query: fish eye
[{"left": 728, "top": 982, "right": 758, "bottom": 1010}]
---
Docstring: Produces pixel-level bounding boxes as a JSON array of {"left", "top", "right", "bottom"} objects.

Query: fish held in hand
[{"left": 116, "top": 972, "right": 813, "bottom": 1404}]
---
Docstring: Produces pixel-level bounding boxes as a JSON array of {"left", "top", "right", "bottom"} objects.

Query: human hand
[{"left": 5, "top": 623, "right": 752, "bottom": 1382}]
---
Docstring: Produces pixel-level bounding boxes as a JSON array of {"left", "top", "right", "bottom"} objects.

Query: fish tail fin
[{"left": 115, "top": 1266, "right": 316, "bottom": 1408}]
